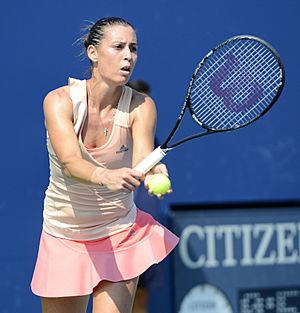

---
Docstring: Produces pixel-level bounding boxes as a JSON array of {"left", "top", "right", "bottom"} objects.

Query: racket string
[
  {"left": 227, "top": 50, "right": 278, "bottom": 103},
  {"left": 192, "top": 40, "right": 261, "bottom": 93},
  {"left": 209, "top": 62, "right": 281, "bottom": 126},
  {"left": 191, "top": 41, "right": 263, "bottom": 110},
  {"left": 192, "top": 41, "right": 256, "bottom": 93},
  {"left": 189, "top": 39, "right": 282, "bottom": 129},
  {"left": 195, "top": 67, "right": 280, "bottom": 130},
  {"left": 193, "top": 41, "right": 267, "bottom": 101}
]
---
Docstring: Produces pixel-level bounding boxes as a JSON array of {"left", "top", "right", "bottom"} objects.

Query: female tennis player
[{"left": 31, "top": 17, "right": 179, "bottom": 313}]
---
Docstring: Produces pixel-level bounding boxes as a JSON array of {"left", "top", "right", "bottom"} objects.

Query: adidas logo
[{"left": 116, "top": 145, "right": 129, "bottom": 154}]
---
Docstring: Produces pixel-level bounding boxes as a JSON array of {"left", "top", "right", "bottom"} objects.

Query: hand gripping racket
[{"left": 135, "top": 35, "right": 285, "bottom": 173}]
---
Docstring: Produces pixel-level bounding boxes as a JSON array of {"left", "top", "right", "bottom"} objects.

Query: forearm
[
  {"left": 61, "top": 156, "right": 105, "bottom": 184},
  {"left": 62, "top": 156, "right": 144, "bottom": 192},
  {"left": 132, "top": 142, "right": 154, "bottom": 169}
]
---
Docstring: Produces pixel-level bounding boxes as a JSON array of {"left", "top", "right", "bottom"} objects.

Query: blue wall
[{"left": 0, "top": 0, "right": 299, "bottom": 311}]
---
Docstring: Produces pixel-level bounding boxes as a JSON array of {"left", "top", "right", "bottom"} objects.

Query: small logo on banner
[{"left": 179, "top": 284, "right": 233, "bottom": 313}]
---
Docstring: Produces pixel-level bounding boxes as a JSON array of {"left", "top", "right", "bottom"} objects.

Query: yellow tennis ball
[{"left": 148, "top": 174, "right": 171, "bottom": 195}]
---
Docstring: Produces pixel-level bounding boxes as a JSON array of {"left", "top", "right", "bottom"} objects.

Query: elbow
[
  {"left": 62, "top": 167, "right": 73, "bottom": 178},
  {"left": 60, "top": 158, "right": 76, "bottom": 179},
  {"left": 61, "top": 162, "right": 73, "bottom": 178}
]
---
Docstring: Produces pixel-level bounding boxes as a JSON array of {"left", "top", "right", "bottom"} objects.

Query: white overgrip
[{"left": 134, "top": 146, "right": 167, "bottom": 174}]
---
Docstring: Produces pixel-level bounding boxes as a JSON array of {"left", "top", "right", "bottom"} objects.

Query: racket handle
[{"left": 134, "top": 146, "right": 166, "bottom": 174}]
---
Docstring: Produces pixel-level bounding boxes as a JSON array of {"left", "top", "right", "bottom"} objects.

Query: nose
[{"left": 124, "top": 46, "right": 133, "bottom": 60}]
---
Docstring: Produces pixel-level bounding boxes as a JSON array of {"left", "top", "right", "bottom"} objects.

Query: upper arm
[
  {"left": 43, "top": 87, "right": 82, "bottom": 167},
  {"left": 130, "top": 91, "right": 157, "bottom": 167}
]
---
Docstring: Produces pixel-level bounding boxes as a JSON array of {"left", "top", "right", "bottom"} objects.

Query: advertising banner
[{"left": 170, "top": 201, "right": 300, "bottom": 313}]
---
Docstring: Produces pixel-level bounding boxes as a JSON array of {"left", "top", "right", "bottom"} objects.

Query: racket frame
[
  {"left": 164, "top": 35, "right": 285, "bottom": 150},
  {"left": 135, "top": 35, "right": 285, "bottom": 173}
]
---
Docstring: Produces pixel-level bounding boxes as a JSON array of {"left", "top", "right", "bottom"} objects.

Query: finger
[
  {"left": 123, "top": 177, "right": 142, "bottom": 191},
  {"left": 144, "top": 174, "right": 154, "bottom": 188},
  {"left": 122, "top": 182, "right": 136, "bottom": 192},
  {"left": 156, "top": 193, "right": 166, "bottom": 200},
  {"left": 153, "top": 163, "right": 168, "bottom": 175},
  {"left": 148, "top": 190, "right": 163, "bottom": 199},
  {"left": 147, "top": 189, "right": 155, "bottom": 197},
  {"left": 131, "top": 169, "right": 145, "bottom": 180}
]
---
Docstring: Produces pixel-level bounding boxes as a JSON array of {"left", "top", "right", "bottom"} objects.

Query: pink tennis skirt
[{"left": 31, "top": 209, "right": 179, "bottom": 297}]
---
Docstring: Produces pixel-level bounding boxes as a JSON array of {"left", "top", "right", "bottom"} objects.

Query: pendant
[{"left": 104, "top": 128, "right": 109, "bottom": 136}]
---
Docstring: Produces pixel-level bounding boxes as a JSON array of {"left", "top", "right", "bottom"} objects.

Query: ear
[{"left": 87, "top": 45, "right": 98, "bottom": 63}]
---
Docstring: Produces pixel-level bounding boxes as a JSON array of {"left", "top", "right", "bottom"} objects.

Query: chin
[{"left": 118, "top": 75, "right": 131, "bottom": 85}]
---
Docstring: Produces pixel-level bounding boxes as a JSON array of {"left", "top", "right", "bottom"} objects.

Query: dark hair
[{"left": 83, "top": 17, "right": 135, "bottom": 49}]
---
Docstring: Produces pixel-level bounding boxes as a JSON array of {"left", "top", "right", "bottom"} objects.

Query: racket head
[{"left": 187, "top": 35, "right": 285, "bottom": 132}]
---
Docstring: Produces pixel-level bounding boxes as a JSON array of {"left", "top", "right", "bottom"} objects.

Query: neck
[{"left": 86, "top": 78, "right": 123, "bottom": 111}]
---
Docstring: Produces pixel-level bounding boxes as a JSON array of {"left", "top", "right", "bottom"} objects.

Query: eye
[
  {"left": 131, "top": 45, "right": 138, "bottom": 53},
  {"left": 114, "top": 43, "right": 124, "bottom": 50}
]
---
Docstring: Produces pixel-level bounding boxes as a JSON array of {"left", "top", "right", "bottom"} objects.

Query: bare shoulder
[
  {"left": 44, "top": 85, "right": 70, "bottom": 106},
  {"left": 129, "top": 89, "right": 156, "bottom": 120},
  {"left": 43, "top": 85, "right": 73, "bottom": 116}
]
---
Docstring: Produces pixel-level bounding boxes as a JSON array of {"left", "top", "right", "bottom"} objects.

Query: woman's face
[{"left": 90, "top": 24, "right": 138, "bottom": 86}]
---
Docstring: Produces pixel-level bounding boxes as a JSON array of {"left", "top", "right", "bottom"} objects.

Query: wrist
[{"left": 91, "top": 167, "right": 106, "bottom": 185}]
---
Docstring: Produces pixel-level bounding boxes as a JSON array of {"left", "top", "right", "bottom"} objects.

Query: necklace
[
  {"left": 86, "top": 81, "right": 120, "bottom": 138},
  {"left": 102, "top": 106, "right": 118, "bottom": 137}
]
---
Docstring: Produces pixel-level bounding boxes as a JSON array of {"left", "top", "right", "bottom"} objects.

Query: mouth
[{"left": 120, "top": 65, "right": 131, "bottom": 74}]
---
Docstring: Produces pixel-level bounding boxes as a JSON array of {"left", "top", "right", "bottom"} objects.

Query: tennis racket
[{"left": 135, "top": 35, "right": 285, "bottom": 174}]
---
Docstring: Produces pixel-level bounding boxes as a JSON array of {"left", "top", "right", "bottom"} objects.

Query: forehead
[{"left": 102, "top": 24, "right": 137, "bottom": 42}]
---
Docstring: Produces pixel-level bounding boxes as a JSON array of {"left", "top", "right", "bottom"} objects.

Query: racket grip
[{"left": 134, "top": 146, "right": 166, "bottom": 174}]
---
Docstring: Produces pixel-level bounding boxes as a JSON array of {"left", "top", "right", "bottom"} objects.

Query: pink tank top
[{"left": 43, "top": 78, "right": 137, "bottom": 241}]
